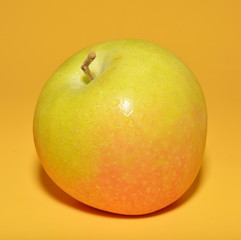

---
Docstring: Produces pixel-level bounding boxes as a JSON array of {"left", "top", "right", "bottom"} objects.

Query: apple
[{"left": 33, "top": 39, "right": 207, "bottom": 215}]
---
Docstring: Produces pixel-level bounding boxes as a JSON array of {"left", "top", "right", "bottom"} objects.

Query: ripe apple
[{"left": 33, "top": 39, "right": 207, "bottom": 215}]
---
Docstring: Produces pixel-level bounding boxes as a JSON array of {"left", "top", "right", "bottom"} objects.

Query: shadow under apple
[{"left": 36, "top": 153, "right": 208, "bottom": 219}]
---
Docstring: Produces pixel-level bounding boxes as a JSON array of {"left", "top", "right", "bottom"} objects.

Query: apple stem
[{"left": 81, "top": 52, "right": 96, "bottom": 81}]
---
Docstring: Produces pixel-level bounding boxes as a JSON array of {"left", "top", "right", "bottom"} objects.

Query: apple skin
[{"left": 33, "top": 39, "right": 207, "bottom": 215}]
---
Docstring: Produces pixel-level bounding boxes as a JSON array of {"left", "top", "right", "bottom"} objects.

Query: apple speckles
[
  {"left": 113, "top": 56, "right": 122, "bottom": 61},
  {"left": 112, "top": 99, "right": 119, "bottom": 107},
  {"left": 146, "top": 187, "right": 151, "bottom": 193}
]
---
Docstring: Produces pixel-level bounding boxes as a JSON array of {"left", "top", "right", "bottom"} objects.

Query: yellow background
[{"left": 1, "top": 0, "right": 241, "bottom": 239}]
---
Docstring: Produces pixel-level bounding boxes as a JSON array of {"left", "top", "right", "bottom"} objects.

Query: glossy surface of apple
[{"left": 33, "top": 39, "right": 207, "bottom": 215}]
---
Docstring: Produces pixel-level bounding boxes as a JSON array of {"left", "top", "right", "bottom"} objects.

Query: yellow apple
[{"left": 33, "top": 39, "right": 207, "bottom": 215}]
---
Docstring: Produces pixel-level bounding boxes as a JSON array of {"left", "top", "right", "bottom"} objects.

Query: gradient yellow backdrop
[{"left": 1, "top": 0, "right": 241, "bottom": 239}]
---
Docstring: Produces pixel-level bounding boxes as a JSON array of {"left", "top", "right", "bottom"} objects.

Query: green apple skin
[{"left": 33, "top": 39, "right": 207, "bottom": 215}]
